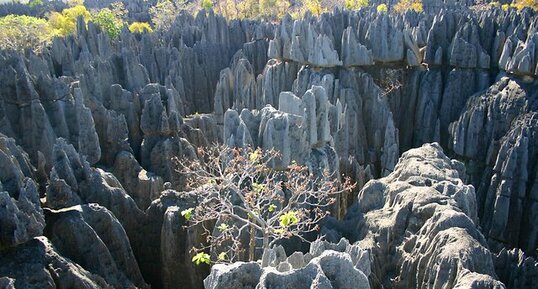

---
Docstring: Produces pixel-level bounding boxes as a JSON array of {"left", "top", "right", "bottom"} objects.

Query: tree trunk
[
  {"left": 262, "top": 232, "right": 269, "bottom": 252},
  {"left": 249, "top": 222, "right": 255, "bottom": 261}
]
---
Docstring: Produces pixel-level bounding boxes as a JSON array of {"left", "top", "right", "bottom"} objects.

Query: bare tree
[{"left": 175, "top": 145, "right": 354, "bottom": 264}]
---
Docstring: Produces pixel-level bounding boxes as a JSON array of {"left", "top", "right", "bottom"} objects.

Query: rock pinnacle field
[{"left": 0, "top": 0, "right": 537, "bottom": 289}]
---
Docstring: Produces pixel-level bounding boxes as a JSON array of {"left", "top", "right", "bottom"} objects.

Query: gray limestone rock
[
  {"left": 214, "top": 56, "right": 257, "bottom": 121},
  {"left": 264, "top": 238, "right": 372, "bottom": 277},
  {"left": 449, "top": 20, "right": 490, "bottom": 69},
  {"left": 0, "top": 179, "right": 44, "bottom": 250},
  {"left": 344, "top": 143, "right": 504, "bottom": 289},
  {"left": 449, "top": 78, "right": 528, "bottom": 161},
  {"left": 113, "top": 151, "right": 163, "bottom": 210},
  {"left": 44, "top": 204, "right": 149, "bottom": 289},
  {"left": 259, "top": 60, "right": 298, "bottom": 108},
  {"left": 204, "top": 262, "right": 262, "bottom": 289},
  {"left": 480, "top": 112, "right": 538, "bottom": 254},
  {"left": 341, "top": 26, "right": 374, "bottom": 67},
  {"left": 0, "top": 133, "right": 43, "bottom": 250},
  {"left": 0, "top": 278, "right": 15, "bottom": 289},
  {"left": 495, "top": 248, "right": 538, "bottom": 289},
  {"left": 503, "top": 33, "right": 538, "bottom": 76},
  {"left": 141, "top": 189, "right": 207, "bottom": 289},
  {"left": 183, "top": 113, "right": 220, "bottom": 145},
  {"left": 205, "top": 247, "right": 370, "bottom": 289},
  {"left": 140, "top": 86, "right": 197, "bottom": 186},
  {"left": 365, "top": 14, "right": 404, "bottom": 63},
  {"left": 1, "top": 7, "right": 538, "bottom": 289},
  {"left": 0, "top": 237, "right": 112, "bottom": 289}
]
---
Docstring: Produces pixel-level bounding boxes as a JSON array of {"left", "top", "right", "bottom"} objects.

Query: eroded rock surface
[
  {"left": 0, "top": 237, "right": 112, "bottom": 289},
  {"left": 1, "top": 4, "right": 537, "bottom": 289},
  {"left": 335, "top": 143, "right": 505, "bottom": 289},
  {"left": 205, "top": 238, "right": 371, "bottom": 289}
]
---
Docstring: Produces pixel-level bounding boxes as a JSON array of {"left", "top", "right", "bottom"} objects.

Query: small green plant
[
  {"left": 217, "top": 252, "right": 227, "bottom": 261},
  {"left": 217, "top": 223, "right": 229, "bottom": 232},
  {"left": 252, "top": 182, "right": 266, "bottom": 193},
  {"left": 192, "top": 252, "right": 211, "bottom": 265},
  {"left": 181, "top": 208, "right": 193, "bottom": 221},
  {"left": 268, "top": 204, "right": 277, "bottom": 213},
  {"left": 376, "top": 3, "right": 388, "bottom": 12},
  {"left": 249, "top": 149, "right": 260, "bottom": 163},
  {"left": 279, "top": 211, "right": 299, "bottom": 227}
]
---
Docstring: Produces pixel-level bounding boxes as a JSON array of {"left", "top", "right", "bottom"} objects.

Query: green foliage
[
  {"left": 67, "top": 0, "right": 85, "bottom": 7},
  {"left": 252, "top": 182, "right": 266, "bottom": 193},
  {"left": 274, "top": 228, "right": 284, "bottom": 235},
  {"left": 279, "top": 211, "right": 299, "bottom": 228},
  {"left": 181, "top": 208, "right": 193, "bottom": 221},
  {"left": 48, "top": 5, "right": 92, "bottom": 36},
  {"left": 201, "top": 0, "right": 213, "bottom": 10},
  {"left": 258, "top": 0, "right": 290, "bottom": 19},
  {"left": 344, "top": 0, "right": 368, "bottom": 10},
  {"left": 220, "top": 0, "right": 290, "bottom": 20},
  {"left": 179, "top": 145, "right": 352, "bottom": 263},
  {"left": 28, "top": 0, "right": 43, "bottom": 8},
  {"left": 192, "top": 252, "right": 211, "bottom": 265},
  {"left": 93, "top": 8, "right": 123, "bottom": 39},
  {"left": 268, "top": 204, "right": 277, "bottom": 213},
  {"left": 0, "top": 14, "right": 53, "bottom": 52},
  {"left": 489, "top": 0, "right": 537, "bottom": 11},
  {"left": 304, "top": 0, "right": 328, "bottom": 16},
  {"left": 217, "top": 252, "right": 227, "bottom": 261},
  {"left": 511, "top": 0, "right": 538, "bottom": 11},
  {"left": 376, "top": 3, "right": 388, "bottom": 12},
  {"left": 150, "top": 0, "right": 194, "bottom": 31},
  {"left": 394, "top": 0, "right": 423, "bottom": 13},
  {"left": 249, "top": 150, "right": 260, "bottom": 163},
  {"left": 129, "top": 22, "right": 153, "bottom": 33},
  {"left": 217, "top": 223, "right": 229, "bottom": 232}
]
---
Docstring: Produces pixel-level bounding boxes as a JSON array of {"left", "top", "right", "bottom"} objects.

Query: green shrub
[
  {"left": 511, "top": 0, "right": 538, "bottom": 11},
  {"left": 48, "top": 5, "right": 92, "bottom": 36},
  {"left": 0, "top": 14, "right": 53, "bottom": 52},
  {"left": 150, "top": 0, "right": 195, "bottom": 31},
  {"left": 304, "top": 0, "right": 328, "bottom": 16},
  {"left": 28, "top": 0, "right": 43, "bottom": 8},
  {"left": 93, "top": 8, "right": 124, "bottom": 39},
  {"left": 344, "top": 0, "right": 369, "bottom": 10},
  {"left": 129, "top": 22, "right": 153, "bottom": 33},
  {"left": 201, "top": 0, "right": 213, "bottom": 10},
  {"left": 394, "top": 0, "right": 423, "bottom": 13},
  {"left": 376, "top": 3, "right": 388, "bottom": 12}
]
